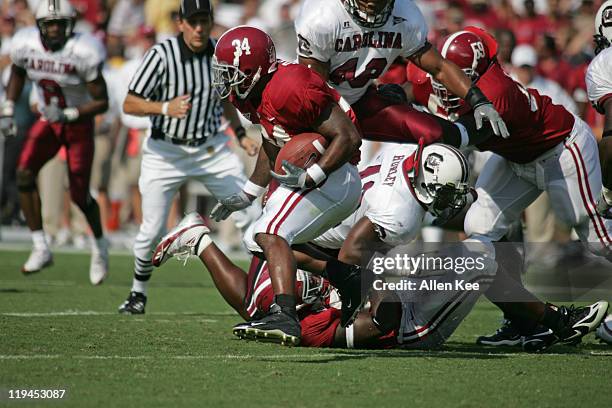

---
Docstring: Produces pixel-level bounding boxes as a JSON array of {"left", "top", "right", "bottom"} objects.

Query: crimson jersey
[
  {"left": 409, "top": 62, "right": 575, "bottom": 164},
  {"left": 232, "top": 61, "right": 358, "bottom": 150}
]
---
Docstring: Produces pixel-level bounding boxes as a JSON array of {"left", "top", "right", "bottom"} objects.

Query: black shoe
[
  {"left": 476, "top": 320, "right": 522, "bottom": 346},
  {"left": 232, "top": 304, "right": 301, "bottom": 346},
  {"left": 522, "top": 326, "right": 557, "bottom": 353},
  {"left": 555, "top": 301, "right": 609, "bottom": 344},
  {"left": 118, "top": 291, "right": 147, "bottom": 315}
]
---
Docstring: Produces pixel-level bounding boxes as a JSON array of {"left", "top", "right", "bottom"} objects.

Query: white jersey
[
  {"left": 586, "top": 47, "right": 612, "bottom": 113},
  {"left": 295, "top": 0, "right": 428, "bottom": 104},
  {"left": 314, "top": 144, "right": 426, "bottom": 248},
  {"left": 10, "top": 27, "right": 106, "bottom": 109}
]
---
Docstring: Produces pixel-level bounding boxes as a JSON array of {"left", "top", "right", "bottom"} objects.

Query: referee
[{"left": 118, "top": 0, "right": 260, "bottom": 314}]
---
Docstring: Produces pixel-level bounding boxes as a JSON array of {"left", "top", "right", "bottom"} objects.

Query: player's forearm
[
  {"left": 298, "top": 56, "right": 330, "bottom": 81},
  {"left": 123, "top": 93, "right": 165, "bottom": 116},
  {"left": 432, "top": 59, "right": 472, "bottom": 100},
  {"left": 5, "top": 64, "right": 26, "bottom": 102},
  {"left": 247, "top": 142, "right": 274, "bottom": 189},
  {"left": 314, "top": 104, "right": 361, "bottom": 174},
  {"left": 76, "top": 98, "right": 108, "bottom": 119}
]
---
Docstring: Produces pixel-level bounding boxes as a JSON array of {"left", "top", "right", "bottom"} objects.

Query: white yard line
[
  {"left": 0, "top": 310, "right": 231, "bottom": 317},
  {"left": 1, "top": 351, "right": 608, "bottom": 361}
]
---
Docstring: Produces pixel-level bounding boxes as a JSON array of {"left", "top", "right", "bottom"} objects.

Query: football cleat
[
  {"left": 338, "top": 266, "right": 373, "bottom": 328},
  {"left": 89, "top": 237, "right": 109, "bottom": 285},
  {"left": 22, "top": 247, "right": 53, "bottom": 275},
  {"left": 555, "top": 301, "right": 609, "bottom": 344},
  {"left": 476, "top": 319, "right": 522, "bottom": 347},
  {"left": 118, "top": 291, "right": 147, "bottom": 315},
  {"left": 595, "top": 314, "right": 612, "bottom": 344},
  {"left": 521, "top": 326, "right": 557, "bottom": 353},
  {"left": 595, "top": 192, "right": 612, "bottom": 219},
  {"left": 152, "top": 212, "right": 210, "bottom": 267},
  {"left": 232, "top": 304, "right": 301, "bottom": 346}
]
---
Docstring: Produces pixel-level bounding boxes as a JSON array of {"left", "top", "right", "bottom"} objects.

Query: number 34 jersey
[
  {"left": 295, "top": 0, "right": 428, "bottom": 104},
  {"left": 10, "top": 27, "right": 106, "bottom": 109}
]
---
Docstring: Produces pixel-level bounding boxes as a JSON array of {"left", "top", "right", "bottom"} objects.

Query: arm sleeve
[
  {"left": 586, "top": 56, "right": 612, "bottom": 114},
  {"left": 294, "top": 7, "right": 335, "bottom": 62},
  {"left": 76, "top": 35, "right": 107, "bottom": 82},
  {"left": 400, "top": 6, "right": 429, "bottom": 58},
  {"left": 127, "top": 47, "right": 163, "bottom": 99}
]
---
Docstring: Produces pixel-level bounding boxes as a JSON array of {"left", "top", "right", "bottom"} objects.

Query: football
[{"left": 274, "top": 132, "right": 329, "bottom": 174}]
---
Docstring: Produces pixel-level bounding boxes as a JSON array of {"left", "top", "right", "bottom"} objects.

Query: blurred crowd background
[{"left": 0, "top": 0, "right": 607, "bottom": 265}]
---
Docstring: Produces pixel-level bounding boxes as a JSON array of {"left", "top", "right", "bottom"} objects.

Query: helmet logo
[
  {"left": 231, "top": 38, "right": 251, "bottom": 67},
  {"left": 470, "top": 41, "right": 486, "bottom": 68},
  {"left": 424, "top": 153, "right": 443, "bottom": 175},
  {"left": 604, "top": 7, "right": 612, "bottom": 27}
]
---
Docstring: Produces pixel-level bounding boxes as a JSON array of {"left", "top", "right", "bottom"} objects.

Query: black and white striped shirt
[{"left": 128, "top": 34, "right": 222, "bottom": 142}]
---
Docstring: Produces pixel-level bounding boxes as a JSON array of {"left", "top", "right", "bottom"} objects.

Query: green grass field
[{"left": 0, "top": 249, "right": 610, "bottom": 408}]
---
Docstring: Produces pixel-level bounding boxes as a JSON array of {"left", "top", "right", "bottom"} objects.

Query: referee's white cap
[{"left": 179, "top": 0, "right": 213, "bottom": 19}]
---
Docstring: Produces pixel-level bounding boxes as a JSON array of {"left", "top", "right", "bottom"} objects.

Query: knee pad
[{"left": 16, "top": 169, "right": 36, "bottom": 192}]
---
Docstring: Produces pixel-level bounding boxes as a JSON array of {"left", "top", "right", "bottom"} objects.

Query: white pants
[
  {"left": 134, "top": 136, "right": 260, "bottom": 261},
  {"left": 243, "top": 163, "right": 361, "bottom": 253},
  {"left": 396, "top": 243, "right": 497, "bottom": 348},
  {"left": 465, "top": 116, "right": 612, "bottom": 261}
]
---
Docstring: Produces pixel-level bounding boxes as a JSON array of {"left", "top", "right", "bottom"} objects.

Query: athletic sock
[
  {"left": 274, "top": 294, "right": 297, "bottom": 316},
  {"left": 31, "top": 230, "right": 49, "bottom": 250},
  {"left": 132, "top": 257, "right": 153, "bottom": 295},
  {"left": 195, "top": 232, "right": 212, "bottom": 257}
]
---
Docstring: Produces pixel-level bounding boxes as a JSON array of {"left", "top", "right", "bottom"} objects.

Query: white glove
[
  {"left": 0, "top": 100, "right": 16, "bottom": 138},
  {"left": 210, "top": 191, "right": 253, "bottom": 222},
  {"left": 42, "top": 97, "right": 79, "bottom": 123},
  {"left": 270, "top": 161, "right": 308, "bottom": 189},
  {"left": 473, "top": 102, "right": 510, "bottom": 139}
]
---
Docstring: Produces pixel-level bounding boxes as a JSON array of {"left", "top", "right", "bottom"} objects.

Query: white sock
[
  {"left": 132, "top": 279, "right": 148, "bottom": 295},
  {"left": 195, "top": 231, "right": 213, "bottom": 257},
  {"left": 32, "top": 230, "right": 49, "bottom": 250},
  {"left": 421, "top": 226, "right": 444, "bottom": 243}
]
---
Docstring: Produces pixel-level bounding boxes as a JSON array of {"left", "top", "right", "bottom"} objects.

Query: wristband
[
  {"left": 161, "top": 102, "right": 169, "bottom": 116},
  {"left": 306, "top": 163, "right": 327, "bottom": 185},
  {"left": 465, "top": 86, "right": 489, "bottom": 109},
  {"left": 235, "top": 126, "right": 246, "bottom": 140},
  {"left": 63, "top": 107, "right": 80, "bottom": 122},
  {"left": 242, "top": 180, "right": 266, "bottom": 197}
]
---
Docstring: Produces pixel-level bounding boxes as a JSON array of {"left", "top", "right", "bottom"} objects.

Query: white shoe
[
  {"left": 90, "top": 237, "right": 109, "bottom": 285},
  {"left": 153, "top": 212, "right": 210, "bottom": 267},
  {"left": 22, "top": 247, "right": 53, "bottom": 274},
  {"left": 596, "top": 314, "right": 612, "bottom": 345}
]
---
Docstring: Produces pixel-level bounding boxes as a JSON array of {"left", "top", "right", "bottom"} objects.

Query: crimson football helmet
[
  {"left": 36, "top": 0, "right": 76, "bottom": 51},
  {"left": 432, "top": 30, "right": 492, "bottom": 111},
  {"left": 212, "top": 26, "right": 277, "bottom": 100},
  {"left": 343, "top": 0, "right": 395, "bottom": 28}
]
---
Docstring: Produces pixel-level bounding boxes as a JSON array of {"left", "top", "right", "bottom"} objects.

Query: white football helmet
[
  {"left": 595, "top": 0, "right": 612, "bottom": 54},
  {"left": 35, "top": 0, "right": 76, "bottom": 50},
  {"left": 407, "top": 143, "right": 470, "bottom": 223}
]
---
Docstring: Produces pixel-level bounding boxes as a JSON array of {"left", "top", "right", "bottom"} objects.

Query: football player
[
  {"left": 586, "top": 0, "right": 612, "bottom": 344},
  {"left": 209, "top": 26, "right": 365, "bottom": 346},
  {"left": 294, "top": 0, "right": 510, "bottom": 146},
  {"left": 152, "top": 142, "right": 607, "bottom": 350},
  {"left": 0, "top": 0, "right": 110, "bottom": 284},
  {"left": 588, "top": 0, "right": 612, "bottom": 219},
  {"left": 409, "top": 27, "right": 612, "bottom": 350}
]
